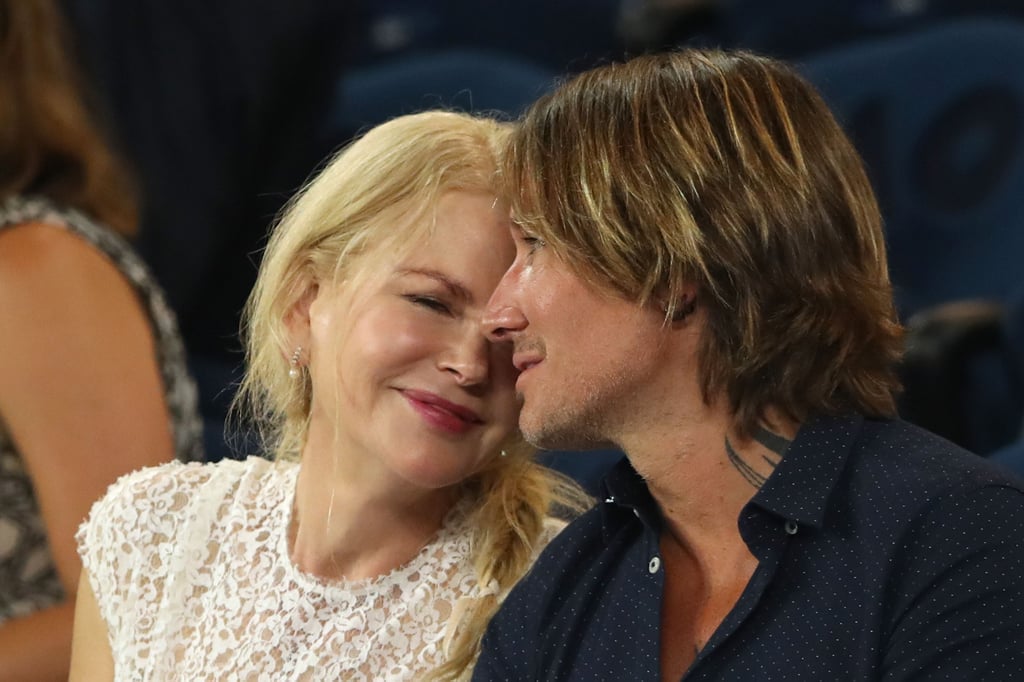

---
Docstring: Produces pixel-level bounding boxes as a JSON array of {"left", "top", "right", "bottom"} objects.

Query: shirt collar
[
  {"left": 748, "top": 413, "right": 862, "bottom": 528},
  {"left": 598, "top": 413, "right": 863, "bottom": 533},
  {"left": 600, "top": 458, "right": 661, "bottom": 537}
]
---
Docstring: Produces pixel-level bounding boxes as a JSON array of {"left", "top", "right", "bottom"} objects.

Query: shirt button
[
  {"left": 648, "top": 556, "right": 661, "bottom": 573},
  {"left": 784, "top": 520, "right": 799, "bottom": 535}
]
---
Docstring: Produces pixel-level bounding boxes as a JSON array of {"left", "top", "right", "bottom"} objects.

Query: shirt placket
[{"left": 682, "top": 508, "right": 797, "bottom": 680}]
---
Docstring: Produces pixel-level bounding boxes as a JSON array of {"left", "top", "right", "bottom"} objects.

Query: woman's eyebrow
[{"left": 396, "top": 268, "right": 473, "bottom": 301}]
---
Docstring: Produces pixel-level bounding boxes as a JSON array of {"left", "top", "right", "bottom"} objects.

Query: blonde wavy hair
[
  {"left": 235, "top": 110, "right": 590, "bottom": 679},
  {"left": 505, "top": 49, "right": 904, "bottom": 438}
]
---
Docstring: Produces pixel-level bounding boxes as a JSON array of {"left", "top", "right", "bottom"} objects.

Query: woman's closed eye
[{"left": 404, "top": 294, "right": 453, "bottom": 315}]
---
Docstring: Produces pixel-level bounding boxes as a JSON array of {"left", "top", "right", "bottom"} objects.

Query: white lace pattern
[{"left": 77, "top": 457, "right": 540, "bottom": 681}]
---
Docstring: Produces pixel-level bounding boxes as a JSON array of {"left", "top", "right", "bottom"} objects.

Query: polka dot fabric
[{"left": 473, "top": 414, "right": 1024, "bottom": 681}]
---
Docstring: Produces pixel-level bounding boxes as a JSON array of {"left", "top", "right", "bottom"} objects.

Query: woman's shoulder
[
  {"left": 1, "top": 195, "right": 118, "bottom": 241},
  {"left": 78, "top": 457, "right": 293, "bottom": 578},
  {"left": 0, "top": 212, "right": 108, "bottom": 290},
  {"left": 102, "top": 456, "right": 289, "bottom": 505},
  {"left": 0, "top": 196, "right": 122, "bottom": 265},
  {"left": 0, "top": 194, "right": 204, "bottom": 463},
  {"left": 84, "top": 457, "right": 291, "bottom": 534}
]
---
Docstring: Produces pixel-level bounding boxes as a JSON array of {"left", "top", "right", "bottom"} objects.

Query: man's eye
[{"left": 522, "top": 235, "right": 546, "bottom": 253}]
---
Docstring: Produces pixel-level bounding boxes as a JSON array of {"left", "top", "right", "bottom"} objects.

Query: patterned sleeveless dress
[{"left": 0, "top": 195, "right": 203, "bottom": 623}]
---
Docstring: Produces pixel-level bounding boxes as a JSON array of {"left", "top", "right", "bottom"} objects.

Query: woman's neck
[{"left": 288, "top": 440, "right": 459, "bottom": 582}]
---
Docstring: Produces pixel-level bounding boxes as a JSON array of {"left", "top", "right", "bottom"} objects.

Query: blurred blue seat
[
  {"left": 348, "top": 1, "right": 622, "bottom": 72},
  {"left": 329, "top": 49, "right": 558, "bottom": 138},
  {"left": 989, "top": 439, "right": 1024, "bottom": 480},
  {"left": 719, "top": 0, "right": 914, "bottom": 57},
  {"left": 798, "top": 19, "right": 1024, "bottom": 319},
  {"left": 796, "top": 20, "right": 1024, "bottom": 454},
  {"left": 719, "top": 0, "right": 1024, "bottom": 58}
]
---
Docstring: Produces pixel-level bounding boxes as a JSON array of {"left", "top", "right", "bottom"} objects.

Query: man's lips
[
  {"left": 401, "top": 389, "right": 483, "bottom": 433},
  {"left": 512, "top": 353, "right": 543, "bottom": 372}
]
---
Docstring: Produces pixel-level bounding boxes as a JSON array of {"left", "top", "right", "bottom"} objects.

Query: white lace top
[{"left": 78, "top": 457, "right": 555, "bottom": 681}]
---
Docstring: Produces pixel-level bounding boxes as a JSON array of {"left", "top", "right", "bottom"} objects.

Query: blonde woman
[{"left": 70, "top": 110, "right": 589, "bottom": 681}]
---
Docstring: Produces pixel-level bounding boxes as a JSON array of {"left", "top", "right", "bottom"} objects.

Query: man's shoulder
[
  {"left": 824, "top": 417, "right": 1024, "bottom": 549},
  {"left": 477, "top": 497, "right": 661, "bottom": 680},
  {"left": 523, "top": 504, "right": 608, "bottom": 580},
  {"left": 495, "top": 501, "right": 629, "bottom": 620},
  {"left": 851, "top": 417, "right": 1024, "bottom": 497}
]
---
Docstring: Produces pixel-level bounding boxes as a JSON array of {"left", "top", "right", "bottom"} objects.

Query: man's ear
[
  {"left": 283, "top": 278, "right": 320, "bottom": 356},
  {"left": 658, "top": 282, "right": 700, "bottom": 324}
]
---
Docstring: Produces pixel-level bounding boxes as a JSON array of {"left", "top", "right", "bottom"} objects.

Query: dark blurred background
[{"left": 59, "top": 0, "right": 1024, "bottom": 490}]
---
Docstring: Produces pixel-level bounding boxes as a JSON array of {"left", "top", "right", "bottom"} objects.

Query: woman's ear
[{"left": 283, "top": 278, "right": 320, "bottom": 356}]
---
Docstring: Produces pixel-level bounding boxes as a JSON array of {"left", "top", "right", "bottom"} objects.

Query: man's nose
[{"left": 483, "top": 276, "right": 527, "bottom": 342}]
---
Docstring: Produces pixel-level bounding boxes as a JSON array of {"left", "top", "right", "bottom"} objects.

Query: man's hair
[{"left": 504, "top": 49, "right": 903, "bottom": 435}]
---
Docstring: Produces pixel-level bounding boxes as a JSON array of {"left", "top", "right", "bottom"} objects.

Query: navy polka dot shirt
[{"left": 473, "top": 414, "right": 1024, "bottom": 681}]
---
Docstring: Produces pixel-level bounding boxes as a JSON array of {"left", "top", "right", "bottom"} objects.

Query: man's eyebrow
[{"left": 396, "top": 268, "right": 472, "bottom": 301}]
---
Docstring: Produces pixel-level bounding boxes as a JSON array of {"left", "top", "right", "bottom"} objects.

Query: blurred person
[
  {"left": 476, "top": 49, "right": 1024, "bottom": 680},
  {"left": 0, "top": 0, "right": 203, "bottom": 679},
  {"left": 70, "top": 111, "right": 589, "bottom": 681}
]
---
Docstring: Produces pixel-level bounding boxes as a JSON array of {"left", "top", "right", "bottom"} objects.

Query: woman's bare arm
[
  {"left": 0, "top": 222, "right": 177, "bottom": 678},
  {"left": 69, "top": 571, "right": 114, "bottom": 681}
]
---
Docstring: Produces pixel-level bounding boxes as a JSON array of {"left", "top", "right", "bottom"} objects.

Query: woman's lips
[{"left": 401, "top": 389, "right": 482, "bottom": 434}]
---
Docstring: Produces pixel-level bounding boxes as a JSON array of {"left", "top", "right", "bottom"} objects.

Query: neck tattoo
[
  {"left": 724, "top": 425, "right": 792, "bottom": 490},
  {"left": 752, "top": 425, "right": 790, "bottom": 461}
]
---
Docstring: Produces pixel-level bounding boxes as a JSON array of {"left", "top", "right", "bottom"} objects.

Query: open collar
[{"left": 598, "top": 413, "right": 863, "bottom": 535}]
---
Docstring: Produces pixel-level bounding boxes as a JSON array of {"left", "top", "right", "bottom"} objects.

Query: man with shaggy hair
[{"left": 475, "top": 49, "right": 1024, "bottom": 681}]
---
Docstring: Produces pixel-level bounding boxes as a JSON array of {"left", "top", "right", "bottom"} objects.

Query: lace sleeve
[{"left": 76, "top": 462, "right": 195, "bottom": 645}]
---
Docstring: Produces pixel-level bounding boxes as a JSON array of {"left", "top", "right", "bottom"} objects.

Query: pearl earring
[{"left": 288, "top": 346, "right": 303, "bottom": 379}]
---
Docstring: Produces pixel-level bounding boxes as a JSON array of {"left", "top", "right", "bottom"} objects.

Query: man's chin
[{"left": 520, "top": 416, "right": 609, "bottom": 452}]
